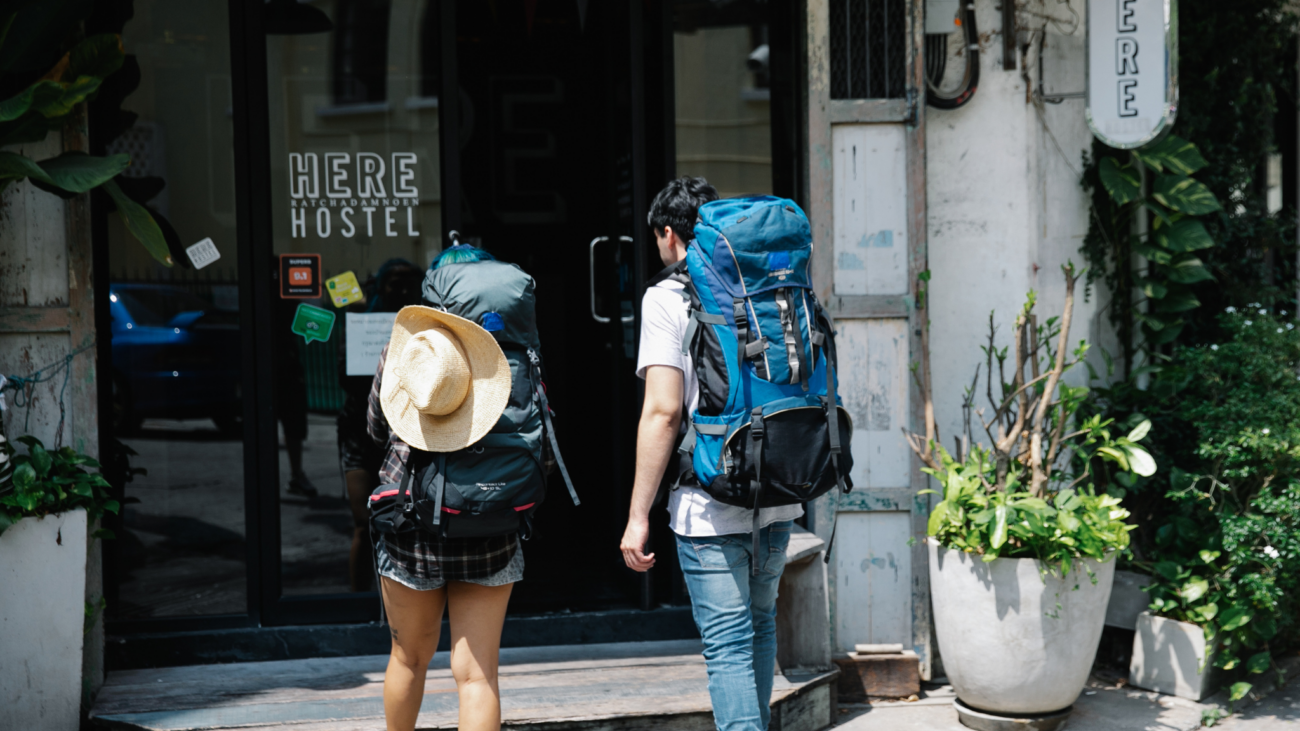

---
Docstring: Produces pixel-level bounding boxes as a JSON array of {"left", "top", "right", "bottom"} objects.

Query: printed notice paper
[{"left": 346, "top": 312, "right": 397, "bottom": 376}]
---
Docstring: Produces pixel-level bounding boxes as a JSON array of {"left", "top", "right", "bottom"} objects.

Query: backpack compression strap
[
  {"left": 429, "top": 453, "right": 448, "bottom": 527},
  {"left": 390, "top": 456, "right": 418, "bottom": 533},
  {"left": 749, "top": 406, "right": 766, "bottom": 577},
  {"left": 529, "top": 349, "right": 580, "bottom": 506},
  {"left": 777, "top": 288, "right": 810, "bottom": 391}
]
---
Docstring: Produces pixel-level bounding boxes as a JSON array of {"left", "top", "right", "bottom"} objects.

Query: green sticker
[{"left": 291, "top": 303, "right": 336, "bottom": 344}]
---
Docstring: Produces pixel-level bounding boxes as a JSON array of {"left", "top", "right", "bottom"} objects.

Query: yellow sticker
[{"left": 324, "top": 271, "right": 365, "bottom": 308}]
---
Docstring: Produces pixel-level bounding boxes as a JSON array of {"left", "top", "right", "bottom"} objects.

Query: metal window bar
[{"left": 830, "top": 0, "right": 907, "bottom": 99}]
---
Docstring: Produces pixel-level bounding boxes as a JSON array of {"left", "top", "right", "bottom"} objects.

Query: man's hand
[{"left": 620, "top": 517, "right": 655, "bottom": 572}]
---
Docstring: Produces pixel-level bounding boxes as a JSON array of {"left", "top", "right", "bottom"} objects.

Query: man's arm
[{"left": 620, "top": 365, "right": 684, "bottom": 572}]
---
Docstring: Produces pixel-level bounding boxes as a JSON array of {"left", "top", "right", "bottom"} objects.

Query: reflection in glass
[
  {"left": 106, "top": 0, "right": 246, "bottom": 618},
  {"left": 266, "top": 2, "right": 442, "bottom": 596},
  {"left": 674, "top": 1, "right": 773, "bottom": 197}
]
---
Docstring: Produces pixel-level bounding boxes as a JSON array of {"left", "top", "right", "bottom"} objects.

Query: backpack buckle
[{"left": 750, "top": 407, "right": 765, "bottom": 440}]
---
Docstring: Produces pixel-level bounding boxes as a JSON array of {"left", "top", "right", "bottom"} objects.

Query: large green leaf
[
  {"left": 927, "top": 500, "right": 949, "bottom": 536},
  {"left": 1154, "top": 290, "right": 1201, "bottom": 313},
  {"left": 0, "top": 0, "right": 93, "bottom": 74},
  {"left": 1219, "top": 605, "right": 1253, "bottom": 631},
  {"left": 0, "top": 150, "right": 53, "bottom": 183},
  {"left": 1135, "top": 243, "right": 1173, "bottom": 265},
  {"left": 1122, "top": 445, "right": 1157, "bottom": 476},
  {"left": 1154, "top": 218, "right": 1215, "bottom": 253},
  {"left": 66, "top": 33, "right": 124, "bottom": 80},
  {"left": 1136, "top": 135, "right": 1208, "bottom": 175},
  {"left": 37, "top": 151, "right": 129, "bottom": 193},
  {"left": 102, "top": 178, "right": 172, "bottom": 267},
  {"left": 35, "top": 75, "right": 103, "bottom": 118},
  {"left": 0, "top": 79, "right": 63, "bottom": 122},
  {"left": 1151, "top": 174, "right": 1222, "bottom": 215},
  {"left": 1164, "top": 256, "right": 1216, "bottom": 284},
  {"left": 1177, "top": 577, "right": 1209, "bottom": 603},
  {"left": 1099, "top": 157, "right": 1142, "bottom": 205},
  {"left": 1229, "top": 682, "right": 1252, "bottom": 702},
  {"left": 990, "top": 505, "right": 1009, "bottom": 549},
  {"left": 1246, "top": 651, "right": 1271, "bottom": 674}
]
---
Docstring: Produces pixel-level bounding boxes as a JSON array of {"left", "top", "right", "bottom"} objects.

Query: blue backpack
[{"left": 668, "top": 196, "right": 854, "bottom": 556}]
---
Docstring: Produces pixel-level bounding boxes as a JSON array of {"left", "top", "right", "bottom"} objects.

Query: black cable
[{"left": 925, "top": 0, "right": 980, "bottom": 110}]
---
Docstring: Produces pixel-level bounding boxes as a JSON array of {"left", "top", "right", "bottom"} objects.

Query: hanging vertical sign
[{"left": 1086, "top": 0, "right": 1178, "bottom": 149}]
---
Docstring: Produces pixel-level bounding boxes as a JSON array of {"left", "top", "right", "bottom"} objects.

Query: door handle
[{"left": 589, "top": 236, "right": 635, "bottom": 324}]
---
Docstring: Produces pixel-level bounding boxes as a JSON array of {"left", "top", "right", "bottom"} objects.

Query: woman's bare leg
[
  {"left": 446, "top": 581, "right": 514, "bottom": 731},
  {"left": 381, "top": 577, "right": 447, "bottom": 731}
]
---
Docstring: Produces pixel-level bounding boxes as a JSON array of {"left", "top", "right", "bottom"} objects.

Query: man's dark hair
[{"left": 647, "top": 176, "right": 719, "bottom": 239}]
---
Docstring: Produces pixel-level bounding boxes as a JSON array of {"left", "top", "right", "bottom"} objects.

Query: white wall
[{"left": 927, "top": 0, "right": 1118, "bottom": 453}]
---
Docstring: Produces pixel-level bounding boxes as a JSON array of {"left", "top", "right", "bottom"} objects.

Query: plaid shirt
[
  {"left": 367, "top": 343, "right": 516, "bottom": 582},
  {"left": 366, "top": 344, "right": 409, "bottom": 485}
]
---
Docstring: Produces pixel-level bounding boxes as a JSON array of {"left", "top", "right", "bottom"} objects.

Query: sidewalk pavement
[{"left": 834, "top": 659, "right": 1300, "bottom": 731}]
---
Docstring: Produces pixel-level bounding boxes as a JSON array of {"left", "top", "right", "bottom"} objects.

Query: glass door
[{"left": 255, "top": 0, "right": 650, "bottom": 623}]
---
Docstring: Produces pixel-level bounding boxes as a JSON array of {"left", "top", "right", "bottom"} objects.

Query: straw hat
[{"left": 380, "top": 305, "right": 511, "bottom": 452}]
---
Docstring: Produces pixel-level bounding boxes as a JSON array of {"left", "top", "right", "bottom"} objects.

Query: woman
[{"left": 366, "top": 244, "right": 521, "bottom": 731}]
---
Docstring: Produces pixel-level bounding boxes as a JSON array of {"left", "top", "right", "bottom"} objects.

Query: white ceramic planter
[
  {"left": 1104, "top": 569, "right": 1153, "bottom": 630},
  {"left": 929, "top": 539, "right": 1115, "bottom": 714},
  {"left": 0, "top": 509, "right": 88, "bottom": 731},
  {"left": 1129, "top": 611, "right": 1219, "bottom": 701}
]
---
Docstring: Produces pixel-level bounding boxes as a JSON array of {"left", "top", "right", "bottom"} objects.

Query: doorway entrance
[{"left": 101, "top": 0, "right": 803, "bottom": 640}]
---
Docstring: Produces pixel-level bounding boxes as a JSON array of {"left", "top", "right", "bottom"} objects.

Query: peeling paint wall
[
  {"left": 927, "top": 0, "right": 1118, "bottom": 452},
  {"left": 0, "top": 135, "right": 74, "bottom": 450}
]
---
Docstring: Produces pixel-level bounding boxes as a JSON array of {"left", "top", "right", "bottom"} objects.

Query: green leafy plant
[
  {"left": 1083, "top": 135, "right": 1222, "bottom": 374},
  {"left": 0, "top": 1, "right": 172, "bottom": 265},
  {"left": 1131, "top": 309, "right": 1300, "bottom": 699},
  {"left": 907, "top": 264, "right": 1150, "bottom": 574},
  {"left": 0, "top": 434, "right": 120, "bottom": 536}
]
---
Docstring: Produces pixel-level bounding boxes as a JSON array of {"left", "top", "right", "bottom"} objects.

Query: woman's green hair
[{"left": 432, "top": 244, "right": 495, "bottom": 269}]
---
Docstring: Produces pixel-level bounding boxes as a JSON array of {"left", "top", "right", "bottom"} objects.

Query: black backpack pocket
[
  {"left": 413, "top": 432, "right": 546, "bottom": 539},
  {"left": 706, "top": 401, "right": 854, "bottom": 508}
]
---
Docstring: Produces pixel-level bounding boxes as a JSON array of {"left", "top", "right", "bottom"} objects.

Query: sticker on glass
[
  {"left": 291, "top": 303, "right": 336, "bottom": 344},
  {"left": 186, "top": 238, "right": 221, "bottom": 270},
  {"left": 325, "top": 271, "right": 365, "bottom": 308}
]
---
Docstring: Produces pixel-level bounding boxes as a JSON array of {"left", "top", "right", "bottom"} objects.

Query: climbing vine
[{"left": 1080, "top": 0, "right": 1299, "bottom": 370}]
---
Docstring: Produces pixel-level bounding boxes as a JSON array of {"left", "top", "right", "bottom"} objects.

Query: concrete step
[{"left": 90, "top": 639, "right": 837, "bottom": 731}]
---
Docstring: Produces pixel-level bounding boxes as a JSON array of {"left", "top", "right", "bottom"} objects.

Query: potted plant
[
  {"left": 1123, "top": 307, "right": 1300, "bottom": 707},
  {"left": 0, "top": 432, "right": 119, "bottom": 731},
  {"left": 906, "top": 264, "right": 1153, "bottom": 720}
]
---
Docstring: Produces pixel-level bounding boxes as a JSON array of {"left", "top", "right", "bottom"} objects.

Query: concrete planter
[
  {"left": 928, "top": 539, "right": 1115, "bottom": 715},
  {"left": 1129, "top": 612, "right": 1220, "bottom": 701},
  {"left": 0, "top": 509, "right": 88, "bottom": 731},
  {"left": 1104, "top": 570, "right": 1153, "bottom": 630}
]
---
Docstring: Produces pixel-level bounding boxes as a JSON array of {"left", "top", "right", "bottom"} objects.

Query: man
[{"left": 620, "top": 177, "right": 801, "bottom": 731}]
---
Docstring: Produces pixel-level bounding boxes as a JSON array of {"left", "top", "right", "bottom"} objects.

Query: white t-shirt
[{"left": 636, "top": 274, "right": 803, "bottom": 537}]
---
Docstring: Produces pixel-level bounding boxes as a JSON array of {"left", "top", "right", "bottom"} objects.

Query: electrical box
[{"left": 925, "top": 0, "right": 961, "bottom": 34}]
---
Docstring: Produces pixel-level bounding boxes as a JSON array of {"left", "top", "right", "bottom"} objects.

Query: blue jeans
[{"left": 676, "top": 520, "right": 792, "bottom": 731}]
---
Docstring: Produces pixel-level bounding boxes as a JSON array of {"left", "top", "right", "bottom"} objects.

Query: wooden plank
[
  {"left": 838, "top": 488, "right": 914, "bottom": 513},
  {"left": 903, "top": 0, "right": 934, "bottom": 683},
  {"left": 831, "top": 124, "right": 909, "bottom": 297},
  {"left": 832, "top": 652, "right": 919, "bottom": 700},
  {"left": 0, "top": 307, "right": 71, "bottom": 333},
  {"left": 833, "top": 512, "right": 912, "bottom": 653},
  {"left": 823, "top": 294, "right": 908, "bottom": 319},
  {"left": 828, "top": 100, "right": 909, "bottom": 125},
  {"left": 834, "top": 319, "right": 910, "bottom": 490},
  {"left": 0, "top": 135, "right": 69, "bottom": 308}
]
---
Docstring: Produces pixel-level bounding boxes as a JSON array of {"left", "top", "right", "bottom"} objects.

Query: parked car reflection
[{"left": 109, "top": 284, "right": 242, "bottom": 435}]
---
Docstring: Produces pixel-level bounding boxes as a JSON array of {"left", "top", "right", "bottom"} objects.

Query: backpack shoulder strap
[{"left": 528, "top": 349, "right": 579, "bottom": 506}]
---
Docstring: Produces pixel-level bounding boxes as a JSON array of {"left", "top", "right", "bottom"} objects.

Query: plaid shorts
[{"left": 375, "top": 531, "right": 522, "bottom": 591}]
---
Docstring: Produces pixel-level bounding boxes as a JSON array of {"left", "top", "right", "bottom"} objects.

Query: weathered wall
[
  {"left": 927, "top": 0, "right": 1117, "bottom": 450},
  {"left": 0, "top": 121, "right": 103, "bottom": 717}
]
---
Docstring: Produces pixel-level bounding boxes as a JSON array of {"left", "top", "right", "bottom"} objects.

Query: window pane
[
  {"left": 106, "top": 0, "right": 247, "bottom": 618},
  {"left": 674, "top": 1, "right": 773, "bottom": 196},
  {"left": 265, "top": 1, "right": 443, "bottom": 596}
]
